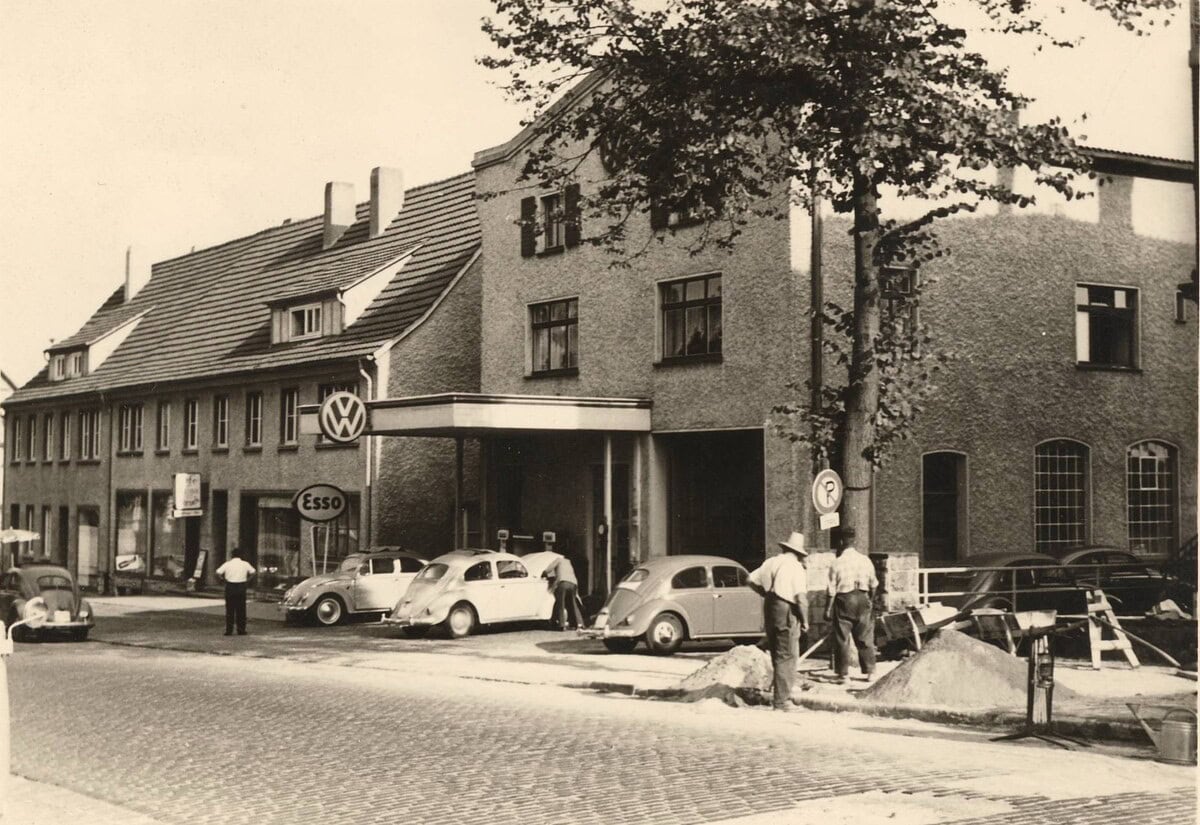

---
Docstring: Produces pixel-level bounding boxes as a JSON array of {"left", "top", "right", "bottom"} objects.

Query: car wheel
[
  {"left": 401, "top": 626, "right": 430, "bottom": 639},
  {"left": 313, "top": 595, "right": 345, "bottom": 626},
  {"left": 443, "top": 603, "right": 478, "bottom": 638},
  {"left": 603, "top": 638, "right": 638, "bottom": 654},
  {"left": 645, "top": 613, "right": 685, "bottom": 656}
]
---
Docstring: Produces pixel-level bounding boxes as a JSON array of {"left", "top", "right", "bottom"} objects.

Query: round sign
[
  {"left": 318, "top": 391, "right": 367, "bottom": 443},
  {"left": 292, "top": 483, "right": 348, "bottom": 523},
  {"left": 811, "top": 469, "right": 844, "bottom": 516}
]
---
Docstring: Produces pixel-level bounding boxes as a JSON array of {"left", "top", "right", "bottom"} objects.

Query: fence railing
[{"left": 917, "top": 561, "right": 1161, "bottom": 613}]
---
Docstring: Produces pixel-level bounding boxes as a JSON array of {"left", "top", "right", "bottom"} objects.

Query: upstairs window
[
  {"left": 50, "top": 355, "right": 65, "bottom": 381},
  {"left": 25, "top": 415, "right": 36, "bottom": 462},
  {"left": 67, "top": 351, "right": 84, "bottom": 377},
  {"left": 42, "top": 413, "right": 53, "bottom": 462},
  {"left": 881, "top": 266, "right": 919, "bottom": 340},
  {"left": 212, "top": 395, "right": 229, "bottom": 448},
  {"left": 289, "top": 304, "right": 323, "bottom": 340},
  {"left": 9, "top": 418, "right": 21, "bottom": 463},
  {"left": 660, "top": 273, "right": 722, "bottom": 362},
  {"left": 529, "top": 298, "right": 578, "bottom": 376},
  {"left": 58, "top": 411, "right": 71, "bottom": 461},
  {"left": 79, "top": 410, "right": 101, "bottom": 460},
  {"left": 1076, "top": 284, "right": 1137, "bottom": 369},
  {"left": 183, "top": 399, "right": 199, "bottom": 451},
  {"left": 118, "top": 404, "right": 143, "bottom": 453},
  {"left": 520, "top": 184, "right": 581, "bottom": 257},
  {"left": 245, "top": 391, "right": 263, "bottom": 447},
  {"left": 156, "top": 402, "right": 170, "bottom": 452},
  {"left": 280, "top": 388, "right": 299, "bottom": 445}
]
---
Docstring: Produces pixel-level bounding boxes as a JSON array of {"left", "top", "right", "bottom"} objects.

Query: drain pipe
[{"left": 358, "top": 358, "right": 375, "bottom": 546}]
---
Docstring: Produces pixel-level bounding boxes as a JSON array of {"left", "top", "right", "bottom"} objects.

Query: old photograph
[{"left": 0, "top": 0, "right": 1196, "bottom": 822}]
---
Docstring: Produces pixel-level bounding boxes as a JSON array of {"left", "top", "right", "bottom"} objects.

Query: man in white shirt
[
  {"left": 823, "top": 527, "right": 879, "bottom": 683},
  {"left": 748, "top": 531, "right": 809, "bottom": 711},
  {"left": 215, "top": 547, "right": 256, "bottom": 636}
]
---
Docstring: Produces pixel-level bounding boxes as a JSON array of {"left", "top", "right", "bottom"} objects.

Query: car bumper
[
  {"left": 278, "top": 604, "right": 311, "bottom": 613},
  {"left": 579, "top": 625, "right": 641, "bottom": 639},
  {"left": 381, "top": 615, "right": 438, "bottom": 628},
  {"left": 36, "top": 619, "right": 94, "bottom": 631}
]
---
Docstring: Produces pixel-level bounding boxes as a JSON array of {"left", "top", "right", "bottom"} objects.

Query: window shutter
[
  {"left": 564, "top": 183, "right": 581, "bottom": 248},
  {"left": 520, "top": 197, "right": 537, "bottom": 258}
]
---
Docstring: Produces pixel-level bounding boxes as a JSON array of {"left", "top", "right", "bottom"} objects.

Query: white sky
[{"left": 0, "top": 0, "right": 1193, "bottom": 387}]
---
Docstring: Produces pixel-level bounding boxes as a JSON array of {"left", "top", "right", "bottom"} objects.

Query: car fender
[
  {"left": 315, "top": 580, "right": 358, "bottom": 612},
  {"left": 621, "top": 597, "right": 695, "bottom": 637}
]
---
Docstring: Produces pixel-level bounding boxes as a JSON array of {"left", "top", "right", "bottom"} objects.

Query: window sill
[
  {"left": 243, "top": 445, "right": 263, "bottom": 454},
  {"left": 181, "top": 449, "right": 199, "bottom": 456},
  {"left": 316, "top": 441, "right": 359, "bottom": 450},
  {"left": 277, "top": 443, "right": 299, "bottom": 453},
  {"left": 1075, "top": 363, "right": 1142, "bottom": 374},
  {"left": 526, "top": 367, "right": 579, "bottom": 379},
  {"left": 655, "top": 353, "right": 723, "bottom": 367},
  {"left": 76, "top": 459, "right": 102, "bottom": 466},
  {"left": 211, "top": 447, "right": 229, "bottom": 455},
  {"left": 155, "top": 449, "right": 171, "bottom": 457},
  {"left": 116, "top": 451, "right": 144, "bottom": 458},
  {"left": 536, "top": 245, "right": 565, "bottom": 258},
  {"left": 58, "top": 459, "right": 72, "bottom": 465}
]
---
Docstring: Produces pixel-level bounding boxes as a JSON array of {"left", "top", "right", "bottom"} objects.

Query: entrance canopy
[{"left": 300, "top": 392, "right": 651, "bottom": 438}]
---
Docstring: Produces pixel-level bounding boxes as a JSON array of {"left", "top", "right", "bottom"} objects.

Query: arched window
[
  {"left": 1034, "top": 440, "right": 1089, "bottom": 554},
  {"left": 1127, "top": 441, "right": 1177, "bottom": 557}
]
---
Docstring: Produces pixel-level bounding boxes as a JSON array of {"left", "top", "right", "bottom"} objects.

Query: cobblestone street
[{"left": 7, "top": 642, "right": 1195, "bottom": 825}]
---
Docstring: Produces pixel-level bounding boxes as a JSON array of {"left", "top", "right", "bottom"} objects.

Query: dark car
[
  {"left": 1162, "top": 536, "right": 1197, "bottom": 612},
  {"left": 1058, "top": 546, "right": 1177, "bottom": 616},
  {"left": 1, "top": 563, "right": 95, "bottom": 641},
  {"left": 934, "top": 552, "right": 1087, "bottom": 615}
]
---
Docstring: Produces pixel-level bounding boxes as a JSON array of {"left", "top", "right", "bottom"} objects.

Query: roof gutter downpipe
[{"left": 359, "top": 358, "right": 375, "bottom": 547}]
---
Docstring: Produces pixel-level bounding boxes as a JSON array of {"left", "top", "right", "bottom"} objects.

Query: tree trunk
[{"left": 837, "top": 173, "right": 880, "bottom": 551}]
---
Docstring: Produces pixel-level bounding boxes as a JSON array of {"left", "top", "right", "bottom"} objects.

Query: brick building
[{"left": 2, "top": 168, "right": 480, "bottom": 592}]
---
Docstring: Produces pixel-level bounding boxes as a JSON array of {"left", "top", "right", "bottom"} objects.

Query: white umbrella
[{"left": 0, "top": 529, "right": 39, "bottom": 544}]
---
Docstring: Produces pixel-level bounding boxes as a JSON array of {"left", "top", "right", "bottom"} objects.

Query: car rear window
[
  {"left": 417, "top": 563, "right": 449, "bottom": 581},
  {"left": 36, "top": 575, "right": 72, "bottom": 592},
  {"left": 671, "top": 567, "right": 708, "bottom": 590}
]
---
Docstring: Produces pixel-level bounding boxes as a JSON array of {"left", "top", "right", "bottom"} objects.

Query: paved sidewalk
[
  {"left": 82, "top": 594, "right": 1197, "bottom": 743},
  {"left": 5, "top": 774, "right": 167, "bottom": 825}
]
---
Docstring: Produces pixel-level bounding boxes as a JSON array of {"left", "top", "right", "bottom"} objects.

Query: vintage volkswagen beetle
[
  {"left": 1, "top": 563, "right": 95, "bottom": 641},
  {"left": 385, "top": 549, "right": 557, "bottom": 638},
  {"left": 580, "top": 555, "right": 763, "bottom": 655},
  {"left": 279, "top": 548, "right": 426, "bottom": 626}
]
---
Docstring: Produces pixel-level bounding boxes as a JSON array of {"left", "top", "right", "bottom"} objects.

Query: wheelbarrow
[{"left": 1127, "top": 704, "right": 1197, "bottom": 765}]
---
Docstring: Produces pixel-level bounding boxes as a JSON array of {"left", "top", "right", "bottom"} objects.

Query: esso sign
[{"left": 293, "top": 483, "right": 348, "bottom": 523}]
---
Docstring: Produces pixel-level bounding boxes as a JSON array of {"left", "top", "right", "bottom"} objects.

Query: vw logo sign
[{"left": 318, "top": 392, "right": 367, "bottom": 443}]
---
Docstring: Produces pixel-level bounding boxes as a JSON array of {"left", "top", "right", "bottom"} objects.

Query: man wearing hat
[
  {"left": 747, "top": 531, "right": 809, "bottom": 711},
  {"left": 823, "top": 527, "right": 878, "bottom": 684}
]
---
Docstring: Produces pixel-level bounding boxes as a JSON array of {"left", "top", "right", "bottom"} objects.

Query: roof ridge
[{"left": 153, "top": 170, "right": 475, "bottom": 268}]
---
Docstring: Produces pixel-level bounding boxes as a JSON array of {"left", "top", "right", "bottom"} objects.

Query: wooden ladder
[{"left": 1086, "top": 589, "right": 1139, "bottom": 669}]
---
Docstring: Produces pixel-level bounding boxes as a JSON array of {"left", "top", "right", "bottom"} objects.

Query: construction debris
[
  {"left": 677, "top": 645, "right": 774, "bottom": 693},
  {"left": 862, "top": 629, "right": 1077, "bottom": 710}
]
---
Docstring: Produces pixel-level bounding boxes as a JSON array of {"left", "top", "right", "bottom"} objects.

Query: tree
[{"left": 481, "top": 0, "right": 1175, "bottom": 550}]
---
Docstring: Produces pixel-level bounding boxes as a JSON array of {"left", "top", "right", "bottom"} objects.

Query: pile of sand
[
  {"left": 677, "top": 645, "right": 774, "bottom": 692},
  {"left": 862, "top": 629, "right": 1076, "bottom": 709}
]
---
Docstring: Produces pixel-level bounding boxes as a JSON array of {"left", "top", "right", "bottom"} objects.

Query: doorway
[{"left": 922, "top": 452, "right": 968, "bottom": 562}]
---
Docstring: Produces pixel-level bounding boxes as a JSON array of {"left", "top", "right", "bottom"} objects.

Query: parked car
[
  {"left": 1, "top": 563, "right": 95, "bottom": 641},
  {"left": 384, "top": 549, "right": 557, "bottom": 638},
  {"left": 580, "top": 555, "right": 764, "bottom": 655},
  {"left": 1162, "top": 535, "right": 1197, "bottom": 612},
  {"left": 279, "top": 548, "right": 426, "bottom": 626},
  {"left": 935, "top": 552, "right": 1088, "bottom": 615},
  {"left": 1057, "top": 546, "right": 1176, "bottom": 615}
]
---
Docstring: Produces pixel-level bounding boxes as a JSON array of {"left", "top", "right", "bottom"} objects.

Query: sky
[{"left": 0, "top": 0, "right": 1194, "bottom": 388}]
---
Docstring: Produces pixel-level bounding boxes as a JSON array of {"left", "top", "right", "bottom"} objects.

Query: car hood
[
  {"left": 291, "top": 571, "right": 351, "bottom": 593},
  {"left": 391, "top": 576, "right": 452, "bottom": 618}
]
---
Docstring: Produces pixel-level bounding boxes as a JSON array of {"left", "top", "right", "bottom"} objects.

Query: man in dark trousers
[
  {"left": 824, "top": 527, "right": 879, "bottom": 683},
  {"left": 215, "top": 547, "right": 256, "bottom": 636},
  {"left": 544, "top": 551, "right": 584, "bottom": 630},
  {"left": 748, "top": 531, "right": 809, "bottom": 711}
]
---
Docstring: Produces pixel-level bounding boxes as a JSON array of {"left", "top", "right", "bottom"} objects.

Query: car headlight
[{"left": 78, "top": 599, "right": 92, "bottom": 619}]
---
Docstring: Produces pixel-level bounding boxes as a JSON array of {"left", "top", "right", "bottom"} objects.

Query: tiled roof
[{"left": 8, "top": 172, "right": 480, "bottom": 405}]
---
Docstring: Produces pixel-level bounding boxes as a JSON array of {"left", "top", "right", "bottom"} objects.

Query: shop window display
[{"left": 115, "top": 491, "right": 148, "bottom": 576}]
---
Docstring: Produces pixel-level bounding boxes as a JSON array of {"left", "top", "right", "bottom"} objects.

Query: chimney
[
  {"left": 124, "top": 246, "right": 150, "bottom": 302},
  {"left": 369, "top": 167, "right": 405, "bottom": 238},
  {"left": 323, "top": 181, "right": 356, "bottom": 250},
  {"left": 1098, "top": 175, "right": 1134, "bottom": 230}
]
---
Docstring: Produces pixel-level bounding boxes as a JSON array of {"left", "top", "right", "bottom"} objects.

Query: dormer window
[
  {"left": 50, "top": 355, "right": 65, "bottom": 381},
  {"left": 68, "top": 351, "right": 84, "bottom": 376},
  {"left": 290, "top": 304, "right": 323, "bottom": 340}
]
